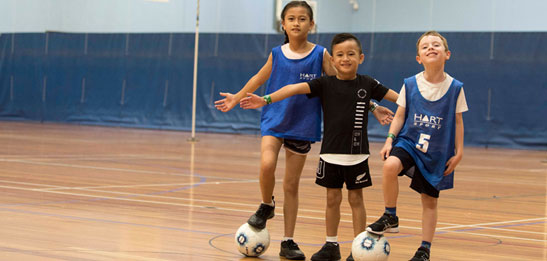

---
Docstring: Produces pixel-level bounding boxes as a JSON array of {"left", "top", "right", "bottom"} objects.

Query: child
[
  {"left": 366, "top": 31, "right": 468, "bottom": 261},
  {"left": 240, "top": 33, "right": 399, "bottom": 261},
  {"left": 215, "top": 2, "right": 393, "bottom": 260},
  {"left": 215, "top": 2, "right": 392, "bottom": 260}
]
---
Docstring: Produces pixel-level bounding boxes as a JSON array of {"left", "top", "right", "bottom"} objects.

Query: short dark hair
[{"left": 331, "top": 33, "right": 363, "bottom": 54}]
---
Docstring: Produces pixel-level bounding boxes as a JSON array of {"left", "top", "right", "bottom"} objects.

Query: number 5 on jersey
[{"left": 416, "top": 133, "right": 430, "bottom": 153}]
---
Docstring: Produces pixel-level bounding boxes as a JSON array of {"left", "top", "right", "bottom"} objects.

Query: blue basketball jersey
[
  {"left": 261, "top": 45, "right": 324, "bottom": 141},
  {"left": 394, "top": 75, "right": 463, "bottom": 190}
]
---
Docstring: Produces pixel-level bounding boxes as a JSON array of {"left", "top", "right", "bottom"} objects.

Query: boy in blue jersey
[
  {"left": 241, "top": 33, "right": 399, "bottom": 261},
  {"left": 366, "top": 31, "right": 468, "bottom": 261}
]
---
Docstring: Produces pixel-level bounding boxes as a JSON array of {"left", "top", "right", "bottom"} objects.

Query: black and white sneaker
[
  {"left": 311, "top": 242, "right": 341, "bottom": 261},
  {"left": 247, "top": 197, "right": 275, "bottom": 229},
  {"left": 366, "top": 213, "right": 399, "bottom": 235},
  {"left": 279, "top": 239, "right": 305, "bottom": 260},
  {"left": 346, "top": 252, "right": 354, "bottom": 261},
  {"left": 409, "top": 247, "right": 430, "bottom": 261}
]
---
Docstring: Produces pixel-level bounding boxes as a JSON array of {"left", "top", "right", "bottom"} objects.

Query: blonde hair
[{"left": 416, "top": 30, "right": 449, "bottom": 55}]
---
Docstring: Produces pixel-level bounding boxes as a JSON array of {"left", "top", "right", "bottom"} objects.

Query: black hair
[
  {"left": 331, "top": 33, "right": 363, "bottom": 54},
  {"left": 280, "top": 1, "right": 314, "bottom": 44}
]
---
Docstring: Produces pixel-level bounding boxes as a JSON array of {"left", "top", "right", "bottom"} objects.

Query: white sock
[
  {"left": 326, "top": 236, "right": 338, "bottom": 243},
  {"left": 283, "top": 237, "right": 293, "bottom": 242},
  {"left": 262, "top": 201, "right": 274, "bottom": 207}
]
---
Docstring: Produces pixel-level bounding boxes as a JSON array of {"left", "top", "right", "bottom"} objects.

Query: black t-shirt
[{"left": 307, "top": 74, "right": 389, "bottom": 154}]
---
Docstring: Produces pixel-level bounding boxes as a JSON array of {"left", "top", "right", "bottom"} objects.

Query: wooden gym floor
[{"left": 0, "top": 121, "right": 545, "bottom": 260}]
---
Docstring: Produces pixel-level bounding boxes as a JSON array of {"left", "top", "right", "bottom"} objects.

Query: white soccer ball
[
  {"left": 234, "top": 223, "right": 270, "bottom": 257},
  {"left": 352, "top": 231, "right": 390, "bottom": 261}
]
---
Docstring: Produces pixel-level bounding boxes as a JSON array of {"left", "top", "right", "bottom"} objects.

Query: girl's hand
[
  {"left": 379, "top": 141, "right": 393, "bottom": 161},
  {"left": 214, "top": 92, "right": 237, "bottom": 112},
  {"left": 373, "top": 105, "right": 394, "bottom": 125},
  {"left": 240, "top": 93, "right": 266, "bottom": 109},
  {"left": 444, "top": 154, "right": 462, "bottom": 175}
]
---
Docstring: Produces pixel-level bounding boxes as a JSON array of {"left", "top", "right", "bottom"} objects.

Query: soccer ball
[
  {"left": 234, "top": 223, "right": 270, "bottom": 257},
  {"left": 351, "top": 231, "right": 390, "bottom": 261}
]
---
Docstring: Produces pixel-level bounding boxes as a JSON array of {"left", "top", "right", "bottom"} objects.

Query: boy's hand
[
  {"left": 240, "top": 93, "right": 266, "bottom": 109},
  {"left": 444, "top": 154, "right": 462, "bottom": 175},
  {"left": 379, "top": 141, "right": 393, "bottom": 161},
  {"left": 214, "top": 92, "right": 237, "bottom": 112},
  {"left": 373, "top": 106, "right": 394, "bottom": 125}
]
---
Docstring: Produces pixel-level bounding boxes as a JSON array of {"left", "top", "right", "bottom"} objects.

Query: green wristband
[
  {"left": 387, "top": 133, "right": 396, "bottom": 140},
  {"left": 263, "top": 95, "right": 272, "bottom": 105},
  {"left": 369, "top": 102, "right": 378, "bottom": 112}
]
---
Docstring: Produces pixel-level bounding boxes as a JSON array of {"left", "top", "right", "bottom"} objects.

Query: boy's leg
[
  {"left": 343, "top": 159, "right": 372, "bottom": 261},
  {"left": 367, "top": 153, "right": 405, "bottom": 235},
  {"left": 311, "top": 187, "right": 342, "bottom": 261},
  {"left": 346, "top": 189, "right": 365, "bottom": 261},
  {"left": 382, "top": 156, "right": 403, "bottom": 208},
  {"left": 421, "top": 193, "right": 438, "bottom": 245},
  {"left": 347, "top": 189, "right": 366, "bottom": 237},
  {"left": 408, "top": 194, "right": 437, "bottom": 261},
  {"left": 409, "top": 169, "right": 438, "bottom": 261},
  {"left": 326, "top": 187, "right": 343, "bottom": 237},
  {"left": 247, "top": 136, "right": 282, "bottom": 229},
  {"left": 312, "top": 159, "right": 344, "bottom": 261}
]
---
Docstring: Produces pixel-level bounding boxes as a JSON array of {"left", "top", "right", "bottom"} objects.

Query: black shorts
[
  {"left": 283, "top": 138, "right": 312, "bottom": 154},
  {"left": 315, "top": 158, "right": 372, "bottom": 190},
  {"left": 390, "top": 147, "right": 440, "bottom": 198}
]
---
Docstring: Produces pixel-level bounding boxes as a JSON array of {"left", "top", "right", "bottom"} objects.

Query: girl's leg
[
  {"left": 259, "top": 136, "right": 283, "bottom": 203},
  {"left": 421, "top": 193, "right": 438, "bottom": 243},
  {"left": 282, "top": 149, "right": 307, "bottom": 237},
  {"left": 247, "top": 136, "right": 283, "bottom": 229},
  {"left": 347, "top": 188, "right": 366, "bottom": 236},
  {"left": 325, "top": 188, "right": 343, "bottom": 237}
]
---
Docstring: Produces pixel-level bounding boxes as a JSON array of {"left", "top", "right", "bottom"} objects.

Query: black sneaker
[
  {"left": 311, "top": 242, "right": 341, "bottom": 261},
  {"left": 366, "top": 213, "right": 399, "bottom": 235},
  {"left": 409, "top": 247, "right": 430, "bottom": 261},
  {"left": 247, "top": 197, "right": 275, "bottom": 229},
  {"left": 346, "top": 252, "right": 354, "bottom": 261},
  {"left": 279, "top": 240, "right": 305, "bottom": 260}
]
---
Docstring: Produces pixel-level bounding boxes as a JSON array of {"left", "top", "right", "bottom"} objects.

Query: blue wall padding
[{"left": 0, "top": 32, "right": 545, "bottom": 150}]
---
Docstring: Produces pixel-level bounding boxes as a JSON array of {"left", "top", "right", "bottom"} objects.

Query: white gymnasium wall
[{"left": 0, "top": 0, "right": 546, "bottom": 33}]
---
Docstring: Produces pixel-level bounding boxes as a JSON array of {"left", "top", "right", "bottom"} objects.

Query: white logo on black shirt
[{"left": 357, "top": 89, "right": 367, "bottom": 98}]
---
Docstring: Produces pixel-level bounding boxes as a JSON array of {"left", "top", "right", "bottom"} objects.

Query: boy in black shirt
[{"left": 241, "top": 33, "right": 398, "bottom": 261}]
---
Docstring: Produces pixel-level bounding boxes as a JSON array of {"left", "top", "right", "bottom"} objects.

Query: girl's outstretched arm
[{"left": 214, "top": 53, "right": 273, "bottom": 112}]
